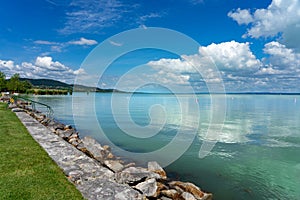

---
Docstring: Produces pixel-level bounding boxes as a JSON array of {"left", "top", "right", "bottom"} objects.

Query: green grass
[{"left": 0, "top": 103, "right": 83, "bottom": 200}]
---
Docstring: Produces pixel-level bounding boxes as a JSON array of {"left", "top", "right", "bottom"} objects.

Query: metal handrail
[{"left": 12, "top": 95, "right": 54, "bottom": 119}]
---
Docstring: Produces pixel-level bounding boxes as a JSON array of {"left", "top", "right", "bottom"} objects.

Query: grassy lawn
[{"left": 0, "top": 103, "right": 83, "bottom": 200}]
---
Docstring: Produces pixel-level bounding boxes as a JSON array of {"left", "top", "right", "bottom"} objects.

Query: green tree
[
  {"left": 0, "top": 71, "right": 6, "bottom": 92},
  {"left": 20, "top": 80, "right": 32, "bottom": 93},
  {"left": 7, "top": 73, "right": 20, "bottom": 93}
]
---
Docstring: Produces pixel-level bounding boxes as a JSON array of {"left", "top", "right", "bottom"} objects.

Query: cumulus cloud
[
  {"left": 228, "top": 0, "right": 300, "bottom": 50},
  {"left": 68, "top": 37, "right": 98, "bottom": 46},
  {"left": 258, "top": 41, "right": 300, "bottom": 75},
  {"left": 146, "top": 40, "right": 300, "bottom": 92},
  {"left": 199, "top": 41, "right": 262, "bottom": 71},
  {"left": 0, "top": 56, "right": 85, "bottom": 83},
  {"left": 228, "top": 8, "right": 253, "bottom": 25}
]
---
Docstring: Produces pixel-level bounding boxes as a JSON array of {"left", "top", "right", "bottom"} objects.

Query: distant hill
[
  {"left": 20, "top": 78, "right": 71, "bottom": 89},
  {"left": 20, "top": 78, "right": 123, "bottom": 93}
]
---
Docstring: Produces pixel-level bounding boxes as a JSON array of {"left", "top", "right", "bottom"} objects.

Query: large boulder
[
  {"left": 81, "top": 136, "right": 105, "bottom": 164},
  {"left": 161, "top": 189, "right": 181, "bottom": 199},
  {"left": 168, "top": 181, "right": 212, "bottom": 200},
  {"left": 134, "top": 178, "right": 157, "bottom": 197},
  {"left": 104, "top": 160, "right": 124, "bottom": 172},
  {"left": 181, "top": 192, "right": 197, "bottom": 200},
  {"left": 115, "top": 167, "right": 160, "bottom": 185},
  {"left": 148, "top": 161, "right": 167, "bottom": 180}
]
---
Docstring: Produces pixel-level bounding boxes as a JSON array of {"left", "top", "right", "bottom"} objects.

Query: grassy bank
[{"left": 0, "top": 103, "right": 83, "bottom": 199}]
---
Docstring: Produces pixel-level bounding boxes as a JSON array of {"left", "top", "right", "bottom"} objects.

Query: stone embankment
[{"left": 4, "top": 98, "right": 212, "bottom": 200}]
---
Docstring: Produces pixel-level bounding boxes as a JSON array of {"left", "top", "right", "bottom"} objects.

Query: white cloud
[
  {"left": 228, "top": 8, "right": 253, "bottom": 25},
  {"left": 34, "top": 40, "right": 58, "bottom": 45},
  {"left": 109, "top": 40, "right": 123, "bottom": 47},
  {"left": 229, "top": 0, "right": 300, "bottom": 50},
  {"left": 59, "top": 0, "right": 127, "bottom": 34},
  {"left": 261, "top": 41, "right": 300, "bottom": 73},
  {"left": 139, "top": 13, "right": 162, "bottom": 23},
  {"left": 199, "top": 41, "right": 262, "bottom": 71},
  {"left": 0, "top": 56, "right": 86, "bottom": 83},
  {"left": 146, "top": 40, "right": 300, "bottom": 92},
  {"left": 68, "top": 37, "right": 98, "bottom": 46}
]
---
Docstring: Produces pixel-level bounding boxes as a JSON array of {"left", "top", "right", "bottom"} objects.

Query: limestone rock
[
  {"left": 168, "top": 181, "right": 212, "bottom": 200},
  {"left": 103, "top": 145, "right": 111, "bottom": 151},
  {"left": 148, "top": 161, "right": 167, "bottom": 180},
  {"left": 11, "top": 108, "right": 24, "bottom": 112},
  {"left": 181, "top": 192, "right": 197, "bottom": 200},
  {"left": 64, "top": 124, "right": 72, "bottom": 130},
  {"left": 104, "top": 160, "right": 124, "bottom": 172},
  {"left": 106, "top": 152, "right": 115, "bottom": 159},
  {"left": 161, "top": 197, "right": 172, "bottom": 200},
  {"left": 81, "top": 136, "right": 105, "bottom": 164},
  {"left": 161, "top": 189, "right": 181, "bottom": 199},
  {"left": 115, "top": 167, "right": 160, "bottom": 185},
  {"left": 54, "top": 122, "right": 66, "bottom": 130},
  {"left": 134, "top": 178, "right": 157, "bottom": 197},
  {"left": 63, "top": 129, "right": 75, "bottom": 139},
  {"left": 200, "top": 193, "right": 213, "bottom": 200},
  {"left": 156, "top": 182, "right": 168, "bottom": 197}
]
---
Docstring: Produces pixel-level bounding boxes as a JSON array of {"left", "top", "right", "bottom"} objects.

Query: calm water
[{"left": 28, "top": 93, "right": 300, "bottom": 200}]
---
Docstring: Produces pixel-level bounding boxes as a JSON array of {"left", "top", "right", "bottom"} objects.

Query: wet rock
[
  {"left": 104, "top": 160, "right": 124, "bottom": 172},
  {"left": 161, "top": 189, "right": 181, "bottom": 199},
  {"left": 134, "top": 178, "right": 157, "bottom": 197},
  {"left": 81, "top": 136, "right": 105, "bottom": 164},
  {"left": 169, "top": 181, "right": 212, "bottom": 200},
  {"left": 199, "top": 193, "right": 213, "bottom": 200},
  {"left": 115, "top": 167, "right": 160, "bottom": 185},
  {"left": 181, "top": 192, "right": 197, "bottom": 200},
  {"left": 148, "top": 161, "right": 167, "bottom": 180}
]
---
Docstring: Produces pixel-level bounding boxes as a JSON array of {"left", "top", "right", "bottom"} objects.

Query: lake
[{"left": 28, "top": 93, "right": 300, "bottom": 200}]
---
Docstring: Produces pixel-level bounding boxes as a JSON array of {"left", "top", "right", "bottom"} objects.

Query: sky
[{"left": 0, "top": 0, "right": 300, "bottom": 92}]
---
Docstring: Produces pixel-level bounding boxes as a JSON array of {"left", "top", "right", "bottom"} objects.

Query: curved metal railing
[{"left": 12, "top": 95, "right": 54, "bottom": 119}]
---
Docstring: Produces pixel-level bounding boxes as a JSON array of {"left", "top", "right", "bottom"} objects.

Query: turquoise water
[{"left": 29, "top": 93, "right": 300, "bottom": 200}]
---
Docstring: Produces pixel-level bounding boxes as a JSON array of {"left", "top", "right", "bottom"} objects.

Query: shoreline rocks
[{"left": 7, "top": 100, "right": 213, "bottom": 200}]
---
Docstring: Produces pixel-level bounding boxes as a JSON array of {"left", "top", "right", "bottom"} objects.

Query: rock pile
[{"left": 10, "top": 102, "right": 213, "bottom": 200}]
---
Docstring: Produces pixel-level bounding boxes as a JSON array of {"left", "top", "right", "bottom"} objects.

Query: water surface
[{"left": 29, "top": 93, "right": 300, "bottom": 200}]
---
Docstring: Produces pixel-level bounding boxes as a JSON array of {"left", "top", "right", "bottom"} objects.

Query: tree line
[{"left": 0, "top": 71, "right": 32, "bottom": 93}]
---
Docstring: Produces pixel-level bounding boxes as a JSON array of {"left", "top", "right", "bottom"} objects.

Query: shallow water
[{"left": 29, "top": 93, "right": 300, "bottom": 200}]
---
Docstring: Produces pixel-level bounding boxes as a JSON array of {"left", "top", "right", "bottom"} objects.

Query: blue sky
[{"left": 1, "top": 0, "right": 300, "bottom": 92}]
